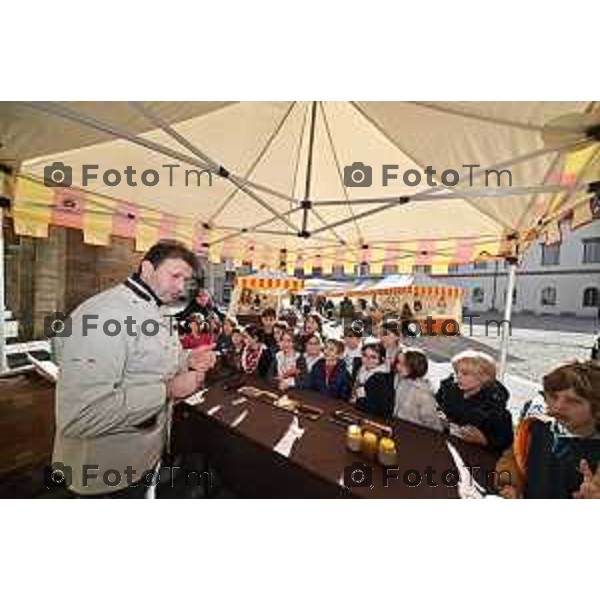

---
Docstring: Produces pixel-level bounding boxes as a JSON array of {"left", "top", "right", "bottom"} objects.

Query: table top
[{"left": 182, "top": 375, "right": 499, "bottom": 498}]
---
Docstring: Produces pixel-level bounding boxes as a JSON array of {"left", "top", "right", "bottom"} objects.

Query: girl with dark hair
[
  {"left": 240, "top": 325, "right": 271, "bottom": 378},
  {"left": 295, "top": 332, "right": 324, "bottom": 388},
  {"left": 350, "top": 341, "right": 394, "bottom": 419},
  {"left": 273, "top": 329, "right": 305, "bottom": 391},
  {"left": 393, "top": 349, "right": 443, "bottom": 431}
]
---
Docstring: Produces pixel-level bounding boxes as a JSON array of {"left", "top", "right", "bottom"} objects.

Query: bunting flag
[
  {"left": 135, "top": 208, "right": 162, "bottom": 252},
  {"left": 416, "top": 240, "right": 436, "bottom": 265},
  {"left": 237, "top": 274, "right": 304, "bottom": 291},
  {"left": 431, "top": 262, "right": 450, "bottom": 275},
  {"left": 322, "top": 253, "right": 334, "bottom": 275},
  {"left": 304, "top": 256, "right": 314, "bottom": 276},
  {"left": 343, "top": 247, "right": 357, "bottom": 275},
  {"left": 12, "top": 177, "right": 54, "bottom": 237},
  {"left": 473, "top": 239, "right": 501, "bottom": 261},
  {"left": 173, "top": 219, "right": 195, "bottom": 249},
  {"left": 453, "top": 238, "right": 476, "bottom": 264},
  {"left": 285, "top": 249, "right": 297, "bottom": 275},
  {"left": 83, "top": 193, "right": 115, "bottom": 246},
  {"left": 208, "top": 229, "right": 223, "bottom": 264},
  {"left": 51, "top": 187, "right": 86, "bottom": 229},
  {"left": 112, "top": 199, "right": 139, "bottom": 239},
  {"left": 370, "top": 247, "right": 385, "bottom": 275},
  {"left": 396, "top": 242, "right": 416, "bottom": 273},
  {"left": 158, "top": 213, "right": 177, "bottom": 240}
]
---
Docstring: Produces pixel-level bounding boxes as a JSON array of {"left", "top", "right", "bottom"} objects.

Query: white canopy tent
[{"left": 1, "top": 101, "right": 599, "bottom": 377}]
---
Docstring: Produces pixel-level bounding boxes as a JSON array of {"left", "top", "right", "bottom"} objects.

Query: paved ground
[{"left": 458, "top": 312, "right": 596, "bottom": 382}]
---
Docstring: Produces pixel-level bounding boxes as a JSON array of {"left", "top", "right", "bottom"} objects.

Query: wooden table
[{"left": 172, "top": 375, "right": 498, "bottom": 498}]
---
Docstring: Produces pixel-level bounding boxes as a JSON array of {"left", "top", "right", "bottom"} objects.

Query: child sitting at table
[
  {"left": 295, "top": 332, "right": 324, "bottom": 388},
  {"left": 495, "top": 360, "right": 600, "bottom": 499},
  {"left": 273, "top": 320, "right": 288, "bottom": 348},
  {"left": 240, "top": 325, "right": 271, "bottom": 378},
  {"left": 393, "top": 349, "right": 443, "bottom": 431},
  {"left": 350, "top": 341, "right": 394, "bottom": 419},
  {"left": 343, "top": 326, "right": 363, "bottom": 379},
  {"left": 216, "top": 317, "right": 237, "bottom": 353},
  {"left": 273, "top": 328, "right": 306, "bottom": 391},
  {"left": 181, "top": 317, "right": 212, "bottom": 349},
  {"left": 435, "top": 350, "right": 514, "bottom": 454},
  {"left": 302, "top": 339, "right": 352, "bottom": 401}
]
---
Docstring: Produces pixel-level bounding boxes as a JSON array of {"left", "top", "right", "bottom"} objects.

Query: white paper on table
[
  {"left": 273, "top": 416, "right": 305, "bottom": 458},
  {"left": 207, "top": 404, "right": 222, "bottom": 416},
  {"left": 231, "top": 397, "right": 249, "bottom": 406},
  {"left": 230, "top": 409, "right": 249, "bottom": 428},
  {"left": 184, "top": 389, "right": 208, "bottom": 406},
  {"left": 446, "top": 441, "right": 487, "bottom": 499}
]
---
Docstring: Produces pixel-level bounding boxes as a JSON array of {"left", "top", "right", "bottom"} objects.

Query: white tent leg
[
  {"left": 0, "top": 206, "right": 7, "bottom": 373},
  {"left": 498, "top": 259, "right": 517, "bottom": 381}
]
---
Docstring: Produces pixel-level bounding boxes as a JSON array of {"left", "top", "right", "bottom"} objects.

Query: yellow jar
[
  {"left": 346, "top": 425, "right": 363, "bottom": 452},
  {"left": 378, "top": 437, "right": 398, "bottom": 466},
  {"left": 361, "top": 430, "right": 379, "bottom": 460}
]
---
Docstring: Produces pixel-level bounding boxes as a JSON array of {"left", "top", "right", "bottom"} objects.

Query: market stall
[
  {"left": 330, "top": 274, "right": 465, "bottom": 335},
  {"left": 228, "top": 270, "right": 304, "bottom": 323}
]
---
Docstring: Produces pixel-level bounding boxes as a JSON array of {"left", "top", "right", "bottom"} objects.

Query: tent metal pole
[
  {"left": 301, "top": 101, "right": 318, "bottom": 234},
  {"left": 498, "top": 257, "right": 518, "bottom": 381},
  {"left": 126, "top": 101, "right": 301, "bottom": 233},
  {"left": 0, "top": 206, "right": 7, "bottom": 373},
  {"left": 20, "top": 102, "right": 300, "bottom": 207},
  {"left": 310, "top": 182, "right": 593, "bottom": 207}
]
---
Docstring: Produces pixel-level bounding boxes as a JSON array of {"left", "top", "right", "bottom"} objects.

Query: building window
[
  {"left": 448, "top": 264, "right": 460, "bottom": 274},
  {"left": 583, "top": 238, "right": 600, "bottom": 264},
  {"left": 541, "top": 243, "right": 561, "bottom": 266},
  {"left": 583, "top": 287, "right": 599, "bottom": 307},
  {"left": 541, "top": 286, "right": 557, "bottom": 306},
  {"left": 472, "top": 288, "right": 485, "bottom": 304},
  {"left": 473, "top": 261, "right": 488, "bottom": 270},
  {"left": 413, "top": 265, "right": 432, "bottom": 274}
]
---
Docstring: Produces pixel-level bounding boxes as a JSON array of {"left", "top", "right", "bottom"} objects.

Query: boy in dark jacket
[{"left": 303, "top": 339, "right": 352, "bottom": 401}]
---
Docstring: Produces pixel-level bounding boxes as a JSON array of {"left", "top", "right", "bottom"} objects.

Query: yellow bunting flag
[
  {"left": 370, "top": 247, "right": 385, "bottom": 275},
  {"left": 322, "top": 255, "right": 334, "bottom": 275},
  {"left": 12, "top": 177, "right": 54, "bottom": 238},
  {"left": 208, "top": 230, "right": 223, "bottom": 264},
  {"left": 343, "top": 248, "right": 356, "bottom": 275},
  {"left": 173, "top": 219, "right": 195, "bottom": 249},
  {"left": 83, "top": 193, "right": 115, "bottom": 246},
  {"left": 286, "top": 250, "right": 297, "bottom": 276}
]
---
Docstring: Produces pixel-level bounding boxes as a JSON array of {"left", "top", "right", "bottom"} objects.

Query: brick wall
[{"left": 5, "top": 222, "right": 143, "bottom": 340}]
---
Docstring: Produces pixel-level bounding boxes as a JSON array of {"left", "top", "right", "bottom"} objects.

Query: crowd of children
[{"left": 180, "top": 299, "right": 600, "bottom": 499}]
